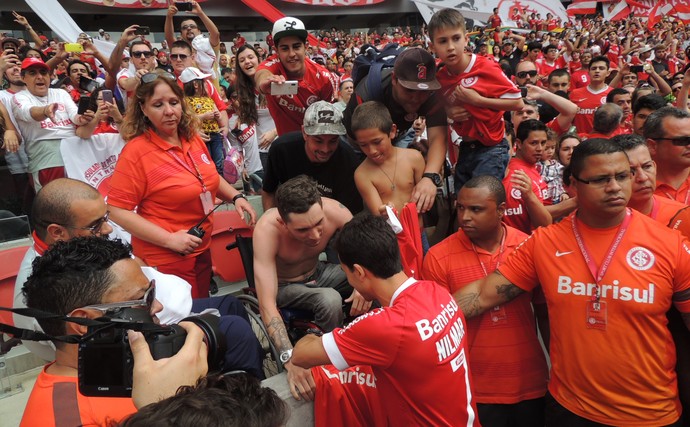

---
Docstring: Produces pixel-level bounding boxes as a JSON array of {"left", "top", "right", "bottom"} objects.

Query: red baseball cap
[{"left": 21, "top": 57, "right": 49, "bottom": 72}]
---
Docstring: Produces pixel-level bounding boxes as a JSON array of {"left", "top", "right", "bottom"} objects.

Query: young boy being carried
[
  {"left": 428, "top": 8, "right": 524, "bottom": 190},
  {"left": 351, "top": 101, "right": 426, "bottom": 216}
]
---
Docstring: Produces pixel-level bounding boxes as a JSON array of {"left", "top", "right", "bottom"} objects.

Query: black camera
[{"left": 78, "top": 307, "right": 226, "bottom": 397}]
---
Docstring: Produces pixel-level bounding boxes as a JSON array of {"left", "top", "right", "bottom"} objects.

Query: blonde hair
[{"left": 119, "top": 70, "right": 199, "bottom": 142}]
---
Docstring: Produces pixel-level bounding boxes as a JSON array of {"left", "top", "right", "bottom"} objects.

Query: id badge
[
  {"left": 200, "top": 191, "right": 214, "bottom": 215},
  {"left": 586, "top": 301, "right": 607, "bottom": 331},
  {"left": 489, "top": 305, "right": 508, "bottom": 325}
]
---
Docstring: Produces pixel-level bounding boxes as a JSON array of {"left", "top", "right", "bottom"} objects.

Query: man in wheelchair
[{"left": 253, "top": 175, "right": 372, "bottom": 400}]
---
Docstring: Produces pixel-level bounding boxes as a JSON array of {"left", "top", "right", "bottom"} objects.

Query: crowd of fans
[{"left": 3, "top": 2, "right": 690, "bottom": 426}]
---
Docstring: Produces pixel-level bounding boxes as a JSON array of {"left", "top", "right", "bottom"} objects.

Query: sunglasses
[
  {"left": 82, "top": 280, "right": 157, "bottom": 312},
  {"left": 40, "top": 211, "right": 110, "bottom": 236},
  {"left": 141, "top": 72, "right": 176, "bottom": 84},
  {"left": 516, "top": 70, "right": 538, "bottom": 79},
  {"left": 170, "top": 53, "right": 189, "bottom": 60},
  {"left": 131, "top": 50, "right": 153, "bottom": 58},
  {"left": 181, "top": 24, "right": 198, "bottom": 31},
  {"left": 652, "top": 136, "right": 690, "bottom": 146}
]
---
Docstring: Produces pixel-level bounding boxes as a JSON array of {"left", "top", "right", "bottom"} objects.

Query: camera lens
[{"left": 180, "top": 313, "right": 227, "bottom": 372}]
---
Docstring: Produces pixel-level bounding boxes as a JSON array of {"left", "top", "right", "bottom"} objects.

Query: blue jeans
[
  {"left": 275, "top": 262, "right": 352, "bottom": 332},
  {"left": 206, "top": 132, "right": 224, "bottom": 176},
  {"left": 454, "top": 138, "right": 510, "bottom": 193},
  {"left": 191, "top": 295, "right": 264, "bottom": 379}
]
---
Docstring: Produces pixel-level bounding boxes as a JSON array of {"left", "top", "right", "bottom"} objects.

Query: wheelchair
[{"left": 226, "top": 235, "right": 324, "bottom": 374}]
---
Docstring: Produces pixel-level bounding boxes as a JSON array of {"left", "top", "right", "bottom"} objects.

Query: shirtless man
[{"left": 253, "top": 175, "right": 371, "bottom": 400}]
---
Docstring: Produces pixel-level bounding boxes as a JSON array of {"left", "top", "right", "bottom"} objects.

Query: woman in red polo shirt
[{"left": 108, "top": 70, "right": 256, "bottom": 298}]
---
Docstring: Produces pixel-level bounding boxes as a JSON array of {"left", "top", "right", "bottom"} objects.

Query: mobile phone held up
[
  {"left": 270, "top": 81, "right": 298, "bottom": 96},
  {"left": 175, "top": 2, "right": 193, "bottom": 11},
  {"left": 134, "top": 26, "right": 150, "bottom": 36},
  {"left": 101, "top": 90, "right": 113, "bottom": 105},
  {"left": 77, "top": 96, "right": 92, "bottom": 115}
]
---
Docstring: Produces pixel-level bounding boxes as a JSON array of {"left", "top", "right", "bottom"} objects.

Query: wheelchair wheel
[{"left": 237, "top": 294, "right": 283, "bottom": 377}]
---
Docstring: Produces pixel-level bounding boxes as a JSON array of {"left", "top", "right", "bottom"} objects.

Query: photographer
[{"left": 20, "top": 237, "right": 148, "bottom": 425}]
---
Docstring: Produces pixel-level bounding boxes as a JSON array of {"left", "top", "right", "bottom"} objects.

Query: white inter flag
[
  {"left": 603, "top": 1, "right": 631, "bottom": 21},
  {"left": 567, "top": 0, "right": 597, "bottom": 16}
]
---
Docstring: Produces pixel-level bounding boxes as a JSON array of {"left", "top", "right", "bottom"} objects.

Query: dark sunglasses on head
[
  {"left": 653, "top": 136, "right": 690, "bottom": 146},
  {"left": 131, "top": 50, "right": 153, "bottom": 58},
  {"left": 141, "top": 72, "right": 176, "bottom": 84},
  {"left": 516, "top": 70, "right": 538, "bottom": 79},
  {"left": 170, "top": 53, "right": 189, "bottom": 60}
]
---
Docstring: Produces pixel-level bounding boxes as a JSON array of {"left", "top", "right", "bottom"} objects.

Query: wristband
[{"left": 232, "top": 193, "right": 247, "bottom": 204}]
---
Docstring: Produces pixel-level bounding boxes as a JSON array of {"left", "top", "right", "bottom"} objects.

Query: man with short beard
[
  {"left": 11, "top": 58, "right": 93, "bottom": 192},
  {"left": 164, "top": 0, "right": 219, "bottom": 79}
]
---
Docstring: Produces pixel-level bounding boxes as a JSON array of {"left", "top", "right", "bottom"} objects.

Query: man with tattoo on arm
[
  {"left": 454, "top": 139, "right": 690, "bottom": 427},
  {"left": 252, "top": 175, "right": 371, "bottom": 401}
]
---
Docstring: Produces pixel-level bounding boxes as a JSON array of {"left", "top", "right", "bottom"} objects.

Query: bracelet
[{"left": 232, "top": 193, "right": 247, "bottom": 204}]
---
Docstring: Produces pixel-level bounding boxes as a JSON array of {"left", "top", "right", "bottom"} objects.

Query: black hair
[
  {"left": 22, "top": 237, "right": 132, "bottom": 339},
  {"left": 335, "top": 214, "right": 402, "bottom": 279},
  {"left": 610, "top": 133, "right": 647, "bottom": 151},
  {"left": 570, "top": 138, "right": 627, "bottom": 180},
  {"left": 274, "top": 175, "right": 322, "bottom": 222},
  {"left": 632, "top": 93, "right": 667, "bottom": 115},
  {"left": 643, "top": 106, "right": 690, "bottom": 139},
  {"left": 462, "top": 175, "right": 506, "bottom": 205},
  {"left": 606, "top": 88, "right": 630, "bottom": 103},
  {"left": 515, "top": 119, "right": 547, "bottom": 142}
]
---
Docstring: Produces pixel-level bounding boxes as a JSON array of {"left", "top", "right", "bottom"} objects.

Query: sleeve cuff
[{"left": 322, "top": 331, "right": 349, "bottom": 371}]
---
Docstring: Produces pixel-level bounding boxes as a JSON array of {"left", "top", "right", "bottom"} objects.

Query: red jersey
[
  {"left": 422, "top": 226, "right": 549, "bottom": 404},
  {"left": 489, "top": 14, "right": 502, "bottom": 29},
  {"left": 437, "top": 54, "right": 521, "bottom": 146},
  {"left": 570, "top": 85, "right": 613, "bottom": 134},
  {"left": 322, "top": 278, "right": 481, "bottom": 427},
  {"left": 606, "top": 44, "right": 621, "bottom": 69},
  {"left": 656, "top": 174, "right": 690, "bottom": 205},
  {"left": 570, "top": 69, "right": 590, "bottom": 89},
  {"left": 648, "top": 195, "right": 690, "bottom": 238},
  {"left": 536, "top": 57, "right": 566, "bottom": 80},
  {"left": 257, "top": 56, "right": 337, "bottom": 136},
  {"left": 502, "top": 157, "right": 548, "bottom": 234},
  {"left": 499, "top": 211, "right": 690, "bottom": 425}
]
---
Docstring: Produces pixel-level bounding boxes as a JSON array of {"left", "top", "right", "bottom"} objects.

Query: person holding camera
[{"left": 19, "top": 238, "right": 149, "bottom": 426}]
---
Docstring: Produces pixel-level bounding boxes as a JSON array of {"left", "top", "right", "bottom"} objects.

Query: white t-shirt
[{"left": 0, "top": 89, "right": 29, "bottom": 174}]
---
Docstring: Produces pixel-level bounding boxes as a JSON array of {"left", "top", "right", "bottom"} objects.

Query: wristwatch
[
  {"left": 279, "top": 349, "right": 293, "bottom": 364},
  {"left": 423, "top": 172, "right": 443, "bottom": 187},
  {"left": 232, "top": 193, "right": 247, "bottom": 204}
]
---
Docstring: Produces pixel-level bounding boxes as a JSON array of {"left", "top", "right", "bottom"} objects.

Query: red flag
[
  {"left": 603, "top": 1, "right": 630, "bottom": 21},
  {"left": 648, "top": 0, "right": 675, "bottom": 29},
  {"left": 567, "top": 0, "right": 597, "bottom": 16},
  {"left": 240, "top": 0, "right": 323, "bottom": 48}
]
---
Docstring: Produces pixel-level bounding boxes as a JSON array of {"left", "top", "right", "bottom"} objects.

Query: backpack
[
  {"left": 351, "top": 43, "right": 404, "bottom": 100},
  {"left": 223, "top": 147, "right": 245, "bottom": 184}
]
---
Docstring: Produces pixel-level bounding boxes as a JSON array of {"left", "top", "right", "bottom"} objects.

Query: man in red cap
[{"left": 11, "top": 57, "right": 94, "bottom": 192}]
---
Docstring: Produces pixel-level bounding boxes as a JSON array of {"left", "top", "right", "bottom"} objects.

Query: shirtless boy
[
  {"left": 253, "top": 175, "right": 371, "bottom": 401},
  {"left": 352, "top": 101, "right": 425, "bottom": 215}
]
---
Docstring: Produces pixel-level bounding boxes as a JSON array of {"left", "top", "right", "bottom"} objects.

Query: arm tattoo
[
  {"left": 266, "top": 316, "right": 292, "bottom": 353},
  {"left": 456, "top": 292, "right": 483, "bottom": 319},
  {"left": 496, "top": 283, "right": 525, "bottom": 302}
]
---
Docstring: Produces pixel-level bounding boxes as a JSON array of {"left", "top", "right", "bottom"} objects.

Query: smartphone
[
  {"left": 65, "top": 43, "right": 84, "bottom": 53},
  {"left": 520, "top": 86, "right": 528, "bottom": 98},
  {"left": 270, "top": 81, "right": 298, "bottom": 96},
  {"left": 175, "top": 2, "right": 193, "bottom": 11},
  {"left": 134, "top": 26, "right": 150, "bottom": 36},
  {"left": 79, "top": 75, "right": 99, "bottom": 93},
  {"left": 630, "top": 65, "right": 644, "bottom": 73},
  {"left": 78, "top": 96, "right": 92, "bottom": 115},
  {"left": 101, "top": 89, "right": 113, "bottom": 105}
]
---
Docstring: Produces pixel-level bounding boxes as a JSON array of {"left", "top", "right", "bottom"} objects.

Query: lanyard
[
  {"left": 662, "top": 188, "right": 690, "bottom": 205},
  {"left": 471, "top": 225, "right": 507, "bottom": 277},
  {"left": 571, "top": 209, "right": 631, "bottom": 302},
  {"left": 167, "top": 149, "right": 207, "bottom": 192}
]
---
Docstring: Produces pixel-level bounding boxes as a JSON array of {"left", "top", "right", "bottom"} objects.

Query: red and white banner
[
  {"left": 602, "top": 1, "right": 630, "bottom": 21},
  {"left": 280, "top": 0, "right": 383, "bottom": 4},
  {"left": 567, "top": 0, "right": 597, "bottom": 16},
  {"left": 77, "top": 0, "right": 206, "bottom": 7},
  {"left": 60, "top": 134, "right": 126, "bottom": 197},
  {"left": 648, "top": 0, "right": 684, "bottom": 28},
  {"left": 240, "top": 0, "right": 325, "bottom": 48}
]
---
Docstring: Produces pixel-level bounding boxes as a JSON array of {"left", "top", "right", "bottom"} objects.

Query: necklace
[{"left": 378, "top": 149, "right": 397, "bottom": 191}]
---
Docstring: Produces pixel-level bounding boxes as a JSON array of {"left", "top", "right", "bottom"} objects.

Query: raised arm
[
  {"left": 164, "top": 3, "right": 178, "bottom": 49},
  {"left": 190, "top": 1, "right": 220, "bottom": 47}
]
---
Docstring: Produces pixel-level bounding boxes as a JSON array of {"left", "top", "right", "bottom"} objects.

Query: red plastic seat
[
  {"left": 210, "top": 210, "right": 253, "bottom": 282},
  {"left": 0, "top": 246, "right": 30, "bottom": 327}
]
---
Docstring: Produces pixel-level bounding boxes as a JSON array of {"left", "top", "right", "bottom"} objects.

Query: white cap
[
  {"left": 179, "top": 66, "right": 211, "bottom": 83},
  {"left": 272, "top": 17, "right": 308, "bottom": 45}
]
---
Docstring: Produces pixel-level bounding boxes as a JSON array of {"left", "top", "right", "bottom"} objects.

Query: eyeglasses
[
  {"left": 516, "top": 70, "right": 538, "bottom": 79},
  {"left": 82, "top": 280, "right": 156, "bottom": 312},
  {"left": 170, "top": 53, "right": 189, "bottom": 61},
  {"left": 39, "top": 211, "right": 111, "bottom": 236},
  {"left": 141, "top": 72, "right": 176, "bottom": 84},
  {"left": 131, "top": 50, "right": 153, "bottom": 58},
  {"left": 181, "top": 24, "right": 198, "bottom": 31},
  {"left": 651, "top": 136, "right": 690, "bottom": 146},
  {"left": 572, "top": 171, "right": 634, "bottom": 187}
]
